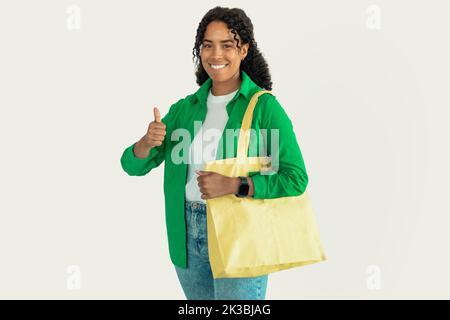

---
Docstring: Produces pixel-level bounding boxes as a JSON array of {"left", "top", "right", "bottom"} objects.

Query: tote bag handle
[{"left": 236, "top": 90, "right": 272, "bottom": 161}]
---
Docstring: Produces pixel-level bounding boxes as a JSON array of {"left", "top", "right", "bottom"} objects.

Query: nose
[{"left": 212, "top": 46, "right": 224, "bottom": 59}]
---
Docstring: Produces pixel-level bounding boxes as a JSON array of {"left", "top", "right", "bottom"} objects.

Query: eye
[{"left": 201, "top": 44, "right": 233, "bottom": 49}]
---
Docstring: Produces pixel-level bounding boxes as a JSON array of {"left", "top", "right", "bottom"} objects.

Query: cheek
[
  {"left": 200, "top": 51, "right": 208, "bottom": 62},
  {"left": 200, "top": 55, "right": 209, "bottom": 69},
  {"left": 227, "top": 52, "right": 241, "bottom": 64}
]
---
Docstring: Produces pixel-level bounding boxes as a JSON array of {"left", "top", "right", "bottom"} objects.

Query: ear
[{"left": 240, "top": 43, "right": 249, "bottom": 60}]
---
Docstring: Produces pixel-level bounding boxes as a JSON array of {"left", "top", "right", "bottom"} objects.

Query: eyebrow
[{"left": 202, "top": 39, "right": 235, "bottom": 43}]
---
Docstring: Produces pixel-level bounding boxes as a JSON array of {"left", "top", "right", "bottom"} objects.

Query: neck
[{"left": 211, "top": 72, "right": 242, "bottom": 96}]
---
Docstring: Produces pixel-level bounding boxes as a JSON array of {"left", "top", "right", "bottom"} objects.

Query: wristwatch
[{"left": 235, "top": 176, "right": 250, "bottom": 197}]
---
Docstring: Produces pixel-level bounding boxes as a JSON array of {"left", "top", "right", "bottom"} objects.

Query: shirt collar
[{"left": 193, "top": 70, "right": 260, "bottom": 106}]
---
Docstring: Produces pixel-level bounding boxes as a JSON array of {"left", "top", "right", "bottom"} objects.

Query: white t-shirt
[{"left": 185, "top": 87, "right": 239, "bottom": 203}]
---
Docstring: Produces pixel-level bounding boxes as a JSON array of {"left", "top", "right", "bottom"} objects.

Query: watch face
[{"left": 239, "top": 183, "right": 249, "bottom": 196}]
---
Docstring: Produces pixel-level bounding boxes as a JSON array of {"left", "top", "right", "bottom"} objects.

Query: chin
[
  {"left": 209, "top": 73, "right": 230, "bottom": 81},
  {"left": 208, "top": 69, "right": 236, "bottom": 81}
]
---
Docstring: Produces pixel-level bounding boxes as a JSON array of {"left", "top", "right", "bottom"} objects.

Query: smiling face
[{"left": 200, "top": 21, "right": 249, "bottom": 85}]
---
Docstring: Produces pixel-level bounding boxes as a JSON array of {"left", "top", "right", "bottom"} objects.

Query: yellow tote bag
[{"left": 204, "top": 90, "right": 327, "bottom": 279}]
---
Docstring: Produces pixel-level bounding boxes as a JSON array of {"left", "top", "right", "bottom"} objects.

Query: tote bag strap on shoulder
[{"left": 237, "top": 90, "right": 272, "bottom": 160}]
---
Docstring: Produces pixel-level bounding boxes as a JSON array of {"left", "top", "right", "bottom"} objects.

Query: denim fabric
[{"left": 175, "top": 200, "right": 269, "bottom": 300}]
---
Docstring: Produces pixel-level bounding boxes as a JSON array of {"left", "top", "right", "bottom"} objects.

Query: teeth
[{"left": 210, "top": 64, "right": 228, "bottom": 69}]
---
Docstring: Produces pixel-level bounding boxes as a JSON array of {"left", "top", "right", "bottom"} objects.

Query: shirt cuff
[
  {"left": 121, "top": 142, "right": 160, "bottom": 174},
  {"left": 248, "top": 171, "right": 263, "bottom": 199}
]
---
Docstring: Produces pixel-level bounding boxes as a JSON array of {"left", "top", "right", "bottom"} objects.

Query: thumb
[
  {"left": 195, "top": 170, "right": 211, "bottom": 175},
  {"left": 153, "top": 106, "right": 161, "bottom": 122}
]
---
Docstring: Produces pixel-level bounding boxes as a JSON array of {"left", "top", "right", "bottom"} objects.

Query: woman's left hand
[{"left": 196, "top": 170, "right": 239, "bottom": 200}]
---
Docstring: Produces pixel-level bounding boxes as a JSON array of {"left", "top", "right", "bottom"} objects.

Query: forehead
[{"left": 203, "top": 21, "right": 240, "bottom": 42}]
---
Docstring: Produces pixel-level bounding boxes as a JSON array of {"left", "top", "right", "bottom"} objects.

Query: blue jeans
[{"left": 175, "top": 200, "right": 269, "bottom": 300}]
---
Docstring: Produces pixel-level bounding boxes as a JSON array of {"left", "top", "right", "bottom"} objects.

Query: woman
[{"left": 120, "top": 6, "right": 309, "bottom": 300}]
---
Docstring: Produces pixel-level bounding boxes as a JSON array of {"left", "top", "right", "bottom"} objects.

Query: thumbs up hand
[{"left": 143, "top": 106, "right": 167, "bottom": 148}]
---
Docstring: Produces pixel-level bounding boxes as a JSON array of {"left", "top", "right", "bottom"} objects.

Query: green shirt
[{"left": 120, "top": 70, "right": 309, "bottom": 268}]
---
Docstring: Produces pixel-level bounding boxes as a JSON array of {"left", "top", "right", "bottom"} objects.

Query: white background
[{"left": 0, "top": 0, "right": 449, "bottom": 299}]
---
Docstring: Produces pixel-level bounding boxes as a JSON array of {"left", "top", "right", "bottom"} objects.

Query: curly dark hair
[{"left": 192, "top": 6, "right": 272, "bottom": 90}]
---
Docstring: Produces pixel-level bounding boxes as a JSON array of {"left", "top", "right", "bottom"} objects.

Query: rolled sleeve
[{"left": 120, "top": 142, "right": 162, "bottom": 176}]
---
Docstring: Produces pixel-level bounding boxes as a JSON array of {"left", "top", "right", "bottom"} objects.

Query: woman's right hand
[{"left": 142, "top": 107, "right": 167, "bottom": 148}]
